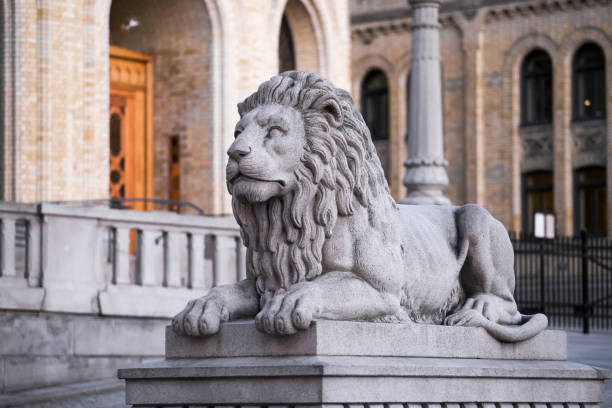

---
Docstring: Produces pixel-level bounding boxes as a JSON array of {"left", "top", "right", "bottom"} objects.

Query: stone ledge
[
  {"left": 0, "top": 378, "right": 124, "bottom": 406},
  {"left": 165, "top": 320, "right": 567, "bottom": 360},
  {"left": 119, "top": 355, "right": 608, "bottom": 380},
  {"left": 119, "top": 356, "right": 608, "bottom": 405}
]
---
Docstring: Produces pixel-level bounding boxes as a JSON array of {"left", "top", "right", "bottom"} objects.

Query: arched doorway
[
  {"left": 278, "top": 15, "right": 296, "bottom": 72},
  {"left": 109, "top": 0, "right": 213, "bottom": 213},
  {"left": 278, "top": 0, "right": 321, "bottom": 74}
]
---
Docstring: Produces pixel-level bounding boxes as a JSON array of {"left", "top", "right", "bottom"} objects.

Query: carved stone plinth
[{"left": 118, "top": 321, "right": 610, "bottom": 407}]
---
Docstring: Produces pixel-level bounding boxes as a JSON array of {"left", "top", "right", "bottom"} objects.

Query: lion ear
[{"left": 321, "top": 99, "right": 343, "bottom": 127}]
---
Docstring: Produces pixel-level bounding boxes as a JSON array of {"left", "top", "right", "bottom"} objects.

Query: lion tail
[{"left": 481, "top": 313, "right": 549, "bottom": 342}]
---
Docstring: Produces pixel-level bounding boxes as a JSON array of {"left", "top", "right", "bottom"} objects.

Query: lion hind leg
[{"left": 444, "top": 293, "right": 521, "bottom": 327}]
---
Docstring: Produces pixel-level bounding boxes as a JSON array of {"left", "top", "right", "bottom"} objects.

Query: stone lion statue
[{"left": 173, "top": 71, "right": 547, "bottom": 342}]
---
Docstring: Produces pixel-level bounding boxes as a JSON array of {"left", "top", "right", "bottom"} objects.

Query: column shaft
[{"left": 401, "top": 0, "right": 450, "bottom": 205}]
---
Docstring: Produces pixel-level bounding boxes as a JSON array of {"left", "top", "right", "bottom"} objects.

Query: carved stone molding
[
  {"left": 519, "top": 124, "right": 554, "bottom": 172},
  {"left": 484, "top": 0, "right": 610, "bottom": 23},
  {"left": 351, "top": 0, "right": 609, "bottom": 44},
  {"left": 572, "top": 119, "right": 607, "bottom": 168},
  {"left": 352, "top": 15, "right": 458, "bottom": 45}
]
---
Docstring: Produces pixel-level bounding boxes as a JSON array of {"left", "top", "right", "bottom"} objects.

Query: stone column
[{"left": 401, "top": 0, "right": 450, "bottom": 205}]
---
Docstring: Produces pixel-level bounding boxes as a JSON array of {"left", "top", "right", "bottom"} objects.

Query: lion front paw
[
  {"left": 255, "top": 283, "right": 320, "bottom": 335},
  {"left": 172, "top": 295, "right": 230, "bottom": 336}
]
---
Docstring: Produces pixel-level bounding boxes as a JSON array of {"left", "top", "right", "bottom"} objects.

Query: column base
[
  {"left": 400, "top": 189, "right": 451, "bottom": 205},
  {"left": 401, "top": 164, "right": 451, "bottom": 205}
]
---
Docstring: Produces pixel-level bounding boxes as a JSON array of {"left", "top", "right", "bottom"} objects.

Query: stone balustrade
[{"left": 0, "top": 202, "right": 244, "bottom": 318}]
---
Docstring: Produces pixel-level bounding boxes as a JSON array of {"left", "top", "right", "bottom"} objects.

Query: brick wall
[
  {"left": 351, "top": 0, "right": 612, "bottom": 233},
  {"left": 1, "top": 0, "right": 351, "bottom": 215}
]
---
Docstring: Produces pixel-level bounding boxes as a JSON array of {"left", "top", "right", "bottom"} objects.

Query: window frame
[
  {"left": 520, "top": 49, "right": 553, "bottom": 127},
  {"left": 572, "top": 42, "right": 606, "bottom": 122},
  {"left": 521, "top": 171, "right": 554, "bottom": 235},
  {"left": 361, "top": 69, "right": 390, "bottom": 142},
  {"left": 573, "top": 166, "right": 607, "bottom": 236}
]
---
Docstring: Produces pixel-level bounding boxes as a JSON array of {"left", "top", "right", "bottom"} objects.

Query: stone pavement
[
  {"left": 567, "top": 331, "right": 612, "bottom": 408},
  {"left": 0, "top": 329, "right": 610, "bottom": 407}
]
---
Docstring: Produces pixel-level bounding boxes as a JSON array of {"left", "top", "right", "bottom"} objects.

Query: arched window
[
  {"left": 522, "top": 171, "right": 554, "bottom": 234},
  {"left": 575, "top": 167, "right": 607, "bottom": 235},
  {"left": 361, "top": 69, "right": 389, "bottom": 141},
  {"left": 278, "top": 15, "right": 296, "bottom": 73},
  {"left": 521, "top": 50, "right": 552, "bottom": 126},
  {"left": 573, "top": 43, "right": 606, "bottom": 121}
]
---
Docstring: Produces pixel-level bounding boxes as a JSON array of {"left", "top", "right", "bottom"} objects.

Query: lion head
[{"left": 226, "top": 71, "right": 392, "bottom": 295}]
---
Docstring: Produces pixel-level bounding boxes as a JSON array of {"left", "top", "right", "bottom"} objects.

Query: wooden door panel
[
  {"left": 109, "top": 45, "right": 153, "bottom": 211},
  {"left": 109, "top": 96, "right": 128, "bottom": 199}
]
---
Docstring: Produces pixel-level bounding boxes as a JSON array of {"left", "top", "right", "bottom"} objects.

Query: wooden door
[{"left": 109, "top": 45, "right": 153, "bottom": 210}]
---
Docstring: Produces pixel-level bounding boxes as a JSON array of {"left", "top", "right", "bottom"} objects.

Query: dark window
[
  {"left": 278, "top": 15, "right": 296, "bottom": 73},
  {"left": 168, "top": 135, "right": 181, "bottom": 213},
  {"left": 573, "top": 43, "right": 606, "bottom": 121},
  {"left": 522, "top": 171, "right": 554, "bottom": 234},
  {"left": 575, "top": 167, "right": 607, "bottom": 235},
  {"left": 521, "top": 50, "right": 553, "bottom": 126},
  {"left": 361, "top": 69, "right": 389, "bottom": 141}
]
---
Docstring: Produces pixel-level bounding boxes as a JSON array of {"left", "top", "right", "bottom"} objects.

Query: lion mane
[{"left": 232, "top": 71, "right": 394, "bottom": 296}]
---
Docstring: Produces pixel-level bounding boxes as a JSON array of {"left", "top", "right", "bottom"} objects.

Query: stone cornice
[
  {"left": 352, "top": 15, "right": 458, "bottom": 45},
  {"left": 483, "top": 0, "right": 609, "bottom": 23},
  {"left": 351, "top": 0, "right": 610, "bottom": 44}
]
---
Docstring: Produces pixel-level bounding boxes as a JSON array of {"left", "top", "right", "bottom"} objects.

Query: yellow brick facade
[
  {"left": 352, "top": 0, "right": 612, "bottom": 234},
  {"left": 3, "top": 0, "right": 612, "bottom": 234},
  {"left": 1, "top": 0, "right": 350, "bottom": 215}
]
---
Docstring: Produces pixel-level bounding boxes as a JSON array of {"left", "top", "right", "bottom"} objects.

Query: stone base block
[{"left": 118, "top": 321, "right": 610, "bottom": 407}]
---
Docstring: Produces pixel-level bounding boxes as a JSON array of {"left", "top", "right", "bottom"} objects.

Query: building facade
[
  {"left": 352, "top": 0, "right": 612, "bottom": 236},
  {"left": 0, "top": 0, "right": 611, "bottom": 398},
  {"left": 0, "top": 0, "right": 350, "bottom": 215},
  {"left": 2, "top": 0, "right": 611, "bottom": 236}
]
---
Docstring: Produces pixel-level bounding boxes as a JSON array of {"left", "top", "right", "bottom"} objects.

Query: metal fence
[{"left": 510, "top": 231, "right": 612, "bottom": 333}]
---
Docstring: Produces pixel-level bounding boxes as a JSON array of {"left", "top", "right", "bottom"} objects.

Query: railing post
[
  {"left": 113, "top": 227, "right": 131, "bottom": 284},
  {"left": 188, "top": 233, "right": 206, "bottom": 289},
  {"left": 539, "top": 238, "right": 545, "bottom": 313},
  {"left": 164, "top": 232, "right": 181, "bottom": 288},
  {"left": 581, "top": 230, "right": 589, "bottom": 334},
  {"left": 1, "top": 217, "right": 17, "bottom": 277},
  {"left": 138, "top": 230, "right": 157, "bottom": 286}
]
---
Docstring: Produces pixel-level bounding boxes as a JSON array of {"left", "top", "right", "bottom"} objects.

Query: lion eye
[
  {"left": 268, "top": 126, "right": 284, "bottom": 138},
  {"left": 234, "top": 130, "right": 241, "bottom": 139}
]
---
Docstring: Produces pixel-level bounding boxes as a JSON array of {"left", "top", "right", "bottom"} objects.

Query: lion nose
[{"left": 227, "top": 144, "right": 251, "bottom": 161}]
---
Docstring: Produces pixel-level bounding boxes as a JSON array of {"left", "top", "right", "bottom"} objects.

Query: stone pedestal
[{"left": 119, "top": 320, "right": 610, "bottom": 407}]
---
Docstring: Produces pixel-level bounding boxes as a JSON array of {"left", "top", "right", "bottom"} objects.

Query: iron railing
[{"left": 511, "top": 231, "right": 612, "bottom": 333}]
